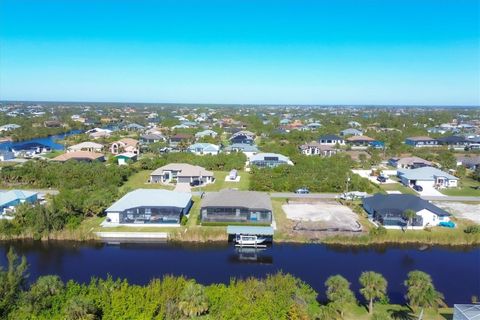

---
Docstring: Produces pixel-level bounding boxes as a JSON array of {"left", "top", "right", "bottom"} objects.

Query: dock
[{"left": 95, "top": 231, "right": 168, "bottom": 242}]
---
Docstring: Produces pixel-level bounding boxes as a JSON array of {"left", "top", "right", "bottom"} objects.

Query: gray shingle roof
[
  {"left": 201, "top": 190, "right": 272, "bottom": 211},
  {"left": 363, "top": 194, "right": 450, "bottom": 217},
  {"left": 106, "top": 189, "right": 192, "bottom": 212},
  {"left": 398, "top": 167, "right": 458, "bottom": 181}
]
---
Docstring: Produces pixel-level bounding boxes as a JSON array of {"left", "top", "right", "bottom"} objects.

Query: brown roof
[
  {"left": 117, "top": 138, "right": 139, "bottom": 147},
  {"left": 346, "top": 135, "right": 375, "bottom": 142},
  {"left": 52, "top": 151, "right": 105, "bottom": 162}
]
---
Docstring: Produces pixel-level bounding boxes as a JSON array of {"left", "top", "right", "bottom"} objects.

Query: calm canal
[
  {"left": 0, "top": 130, "right": 82, "bottom": 151},
  {"left": 0, "top": 241, "right": 478, "bottom": 305}
]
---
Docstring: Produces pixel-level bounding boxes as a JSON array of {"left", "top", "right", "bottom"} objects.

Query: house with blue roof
[
  {"left": 105, "top": 189, "right": 192, "bottom": 226},
  {"left": 397, "top": 167, "right": 458, "bottom": 189},
  {"left": 187, "top": 143, "right": 221, "bottom": 155},
  {"left": 0, "top": 190, "right": 38, "bottom": 216}
]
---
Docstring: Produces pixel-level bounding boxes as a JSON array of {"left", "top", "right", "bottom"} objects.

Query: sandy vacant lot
[
  {"left": 282, "top": 200, "right": 360, "bottom": 231},
  {"left": 433, "top": 202, "right": 480, "bottom": 224}
]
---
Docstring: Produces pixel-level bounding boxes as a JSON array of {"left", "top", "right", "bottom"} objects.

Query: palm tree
[
  {"left": 178, "top": 281, "right": 209, "bottom": 318},
  {"left": 325, "top": 275, "right": 356, "bottom": 317},
  {"left": 359, "top": 271, "right": 388, "bottom": 314},
  {"left": 403, "top": 209, "right": 417, "bottom": 230},
  {"left": 404, "top": 270, "right": 445, "bottom": 317}
]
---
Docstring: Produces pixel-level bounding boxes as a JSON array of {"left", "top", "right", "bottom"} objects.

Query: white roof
[
  {"left": 151, "top": 163, "right": 213, "bottom": 177},
  {"left": 250, "top": 153, "right": 292, "bottom": 164},
  {"left": 106, "top": 189, "right": 191, "bottom": 212}
]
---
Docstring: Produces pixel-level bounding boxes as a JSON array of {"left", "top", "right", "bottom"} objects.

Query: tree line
[{"left": 0, "top": 248, "right": 447, "bottom": 320}]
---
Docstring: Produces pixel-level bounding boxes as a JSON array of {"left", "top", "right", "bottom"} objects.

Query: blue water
[
  {"left": 0, "top": 241, "right": 478, "bottom": 305},
  {"left": 0, "top": 130, "right": 82, "bottom": 151}
]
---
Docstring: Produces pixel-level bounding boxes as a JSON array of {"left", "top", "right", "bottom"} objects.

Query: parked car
[
  {"left": 376, "top": 176, "right": 387, "bottom": 183},
  {"left": 295, "top": 187, "right": 310, "bottom": 194},
  {"left": 190, "top": 180, "right": 201, "bottom": 187},
  {"left": 413, "top": 185, "right": 423, "bottom": 192}
]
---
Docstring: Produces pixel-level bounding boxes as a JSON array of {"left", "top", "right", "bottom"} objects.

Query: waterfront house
[
  {"left": 105, "top": 189, "right": 192, "bottom": 226},
  {"left": 0, "top": 151, "right": 14, "bottom": 161},
  {"left": 67, "top": 142, "right": 104, "bottom": 153},
  {"left": 110, "top": 138, "right": 139, "bottom": 155},
  {"left": 397, "top": 167, "right": 458, "bottom": 189},
  {"left": 187, "top": 143, "right": 221, "bottom": 155},
  {"left": 250, "top": 153, "right": 293, "bottom": 168},
  {"left": 150, "top": 163, "right": 214, "bottom": 185},
  {"left": 363, "top": 193, "right": 450, "bottom": 229},
  {"left": 388, "top": 156, "right": 432, "bottom": 169},
  {"left": 52, "top": 151, "right": 105, "bottom": 162},
  {"left": 405, "top": 136, "right": 439, "bottom": 147},
  {"left": 200, "top": 189, "right": 272, "bottom": 224},
  {"left": 318, "top": 134, "right": 345, "bottom": 146},
  {"left": 0, "top": 190, "right": 38, "bottom": 217},
  {"left": 299, "top": 141, "right": 337, "bottom": 157}
]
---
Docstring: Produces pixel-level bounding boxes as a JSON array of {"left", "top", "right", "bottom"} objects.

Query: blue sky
[{"left": 0, "top": 0, "right": 479, "bottom": 105}]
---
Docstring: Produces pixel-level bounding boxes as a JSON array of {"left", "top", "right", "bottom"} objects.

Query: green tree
[
  {"left": 65, "top": 296, "right": 100, "bottom": 320},
  {"left": 325, "top": 275, "right": 356, "bottom": 317},
  {"left": 403, "top": 209, "right": 417, "bottom": 230},
  {"left": 0, "top": 248, "right": 28, "bottom": 318},
  {"left": 24, "top": 275, "right": 64, "bottom": 314},
  {"left": 404, "top": 271, "right": 445, "bottom": 315},
  {"left": 359, "top": 271, "right": 388, "bottom": 314},
  {"left": 178, "top": 281, "right": 209, "bottom": 318}
]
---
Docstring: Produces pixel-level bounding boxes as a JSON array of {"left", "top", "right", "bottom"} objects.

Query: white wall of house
[
  {"left": 417, "top": 208, "right": 449, "bottom": 227},
  {"left": 107, "top": 212, "right": 120, "bottom": 223}
]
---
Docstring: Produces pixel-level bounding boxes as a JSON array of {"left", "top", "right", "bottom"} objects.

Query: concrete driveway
[
  {"left": 415, "top": 185, "right": 445, "bottom": 197},
  {"left": 174, "top": 183, "right": 191, "bottom": 193}
]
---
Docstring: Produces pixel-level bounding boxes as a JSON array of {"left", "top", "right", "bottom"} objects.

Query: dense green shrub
[{"left": 464, "top": 225, "right": 480, "bottom": 234}]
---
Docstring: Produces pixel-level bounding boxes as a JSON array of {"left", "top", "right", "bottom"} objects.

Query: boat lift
[{"left": 226, "top": 225, "right": 274, "bottom": 248}]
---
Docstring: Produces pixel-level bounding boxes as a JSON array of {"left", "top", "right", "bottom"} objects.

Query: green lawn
[
  {"left": 197, "top": 170, "right": 250, "bottom": 192},
  {"left": 120, "top": 170, "right": 174, "bottom": 193},
  {"left": 440, "top": 177, "right": 480, "bottom": 197},
  {"left": 43, "top": 150, "right": 65, "bottom": 159},
  {"left": 380, "top": 182, "right": 417, "bottom": 195},
  {"left": 344, "top": 304, "right": 452, "bottom": 320}
]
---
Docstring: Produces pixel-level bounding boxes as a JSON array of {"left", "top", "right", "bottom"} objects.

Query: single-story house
[
  {"left": 437, "top": 135, "right": 470, "bottom": 148},
  {"left": 187, "top": 143, "right": 221, "bottom": 155},
  {"left": 0, "top": 190, "right": 38, "bottom": 216},
  {"left": 363, "top": 194, "right": 451, "bottom": 229},
  {"left": 110, "top": 138, "right": 139, "bottom": 155},
  {"left": 456, "top": 156, "right": 480, "bottom": 170},
  {"left": 397, "top": 167, "right": 458, "bottom": 189},
  {"left": 346, "top": 135, "right": 375, "bottom": 146},
  {"left": 44, "top": 120, "right": 62, "bottom": 128},
  {"left": 105, "top": 189, "right": 192, "bottom": 225},
  {"left": 115, "top": 152, "right": 137, "bottom": 165},
  {"left": 169, "top": 134, "right": 194, "bottom": 148},
  {"left": 140, "top": 133, "right": 166, "bottom": 144},
  {"left": 318, "top": 134, "right": 345, "bottom": 146},
  {"left": 67, "top": 142, "right": 104, "bottom": 153},
  {"left": 200, "top": 189, "right": 272, "bottom": 224},
  {"left": 224, "top": 143, "right": 259, "bottom": 159},
  {"left": 0, "top": 124, "right": 21, "bottom": 132},
  {"left": 388, "top": 156, "right": 432, "bottom": 169},
  {"left": 230, "top": 131, "right": 255, "bottom": 145},
  {"left": 250, "top": 153, "right": 293, "bottom": 168},
  {"left": 124, "top": 123, "right": 145, "bottom": 132},
  {"left": 195, "top": 129, "right": 218, "bottom": 139},
  {"left": 305, "top": 122, "right": 322, "bottom": 130},
  {"left": 299, "top": 142, "right": 337, "bottom": 157},
  {"left": 405, "top": 136, "right": 439, "bottom": 147},
  {"left": 340, "top": 128, "right": 363, "bottom": 136},
  {"left": 52, "top": 151, "right": 105, "bottom": 162},
  {"left": 150, "top": 163, "right": 214, "bottom": 184},
  {"left": 0, "top": 151, "right": 14, "bottom": 161}
]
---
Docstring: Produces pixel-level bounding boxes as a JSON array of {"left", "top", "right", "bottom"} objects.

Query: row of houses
[
  {"left": 105, "top": 189, "right": 273, "bottom": 226},
  {"left": 405, "top": 135, "right": 480, "bottom": 149}
]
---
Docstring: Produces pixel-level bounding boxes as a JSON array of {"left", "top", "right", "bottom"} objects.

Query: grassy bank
[{"left": 344, "top": 304, "right": 453, "bottom": 320}]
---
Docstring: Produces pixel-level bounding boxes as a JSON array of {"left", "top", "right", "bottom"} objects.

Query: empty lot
[
  {"left": 433, "top": 202, "right": 480, "bottom": 224},
  {"left": 282, "top": 200, "right": 361, "bottom": 232}
]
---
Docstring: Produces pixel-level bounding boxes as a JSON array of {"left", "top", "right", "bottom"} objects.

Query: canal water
[
  {"left": 0, "top": 130, "right": 82, "bottom": 151},
  {"left": 0, "top": 241, "right": 478, "bottom": 305}
]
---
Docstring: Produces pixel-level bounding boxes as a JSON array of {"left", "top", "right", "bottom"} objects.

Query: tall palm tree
[
  {"left": 359, "top": 271, "right": 388, "bottom": 314},
  {"left": 404, "top": 270, "right": 445, "bottom": 317},
  {"left": 403, "top": 209, "right": 417, "bottom": 230}
]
